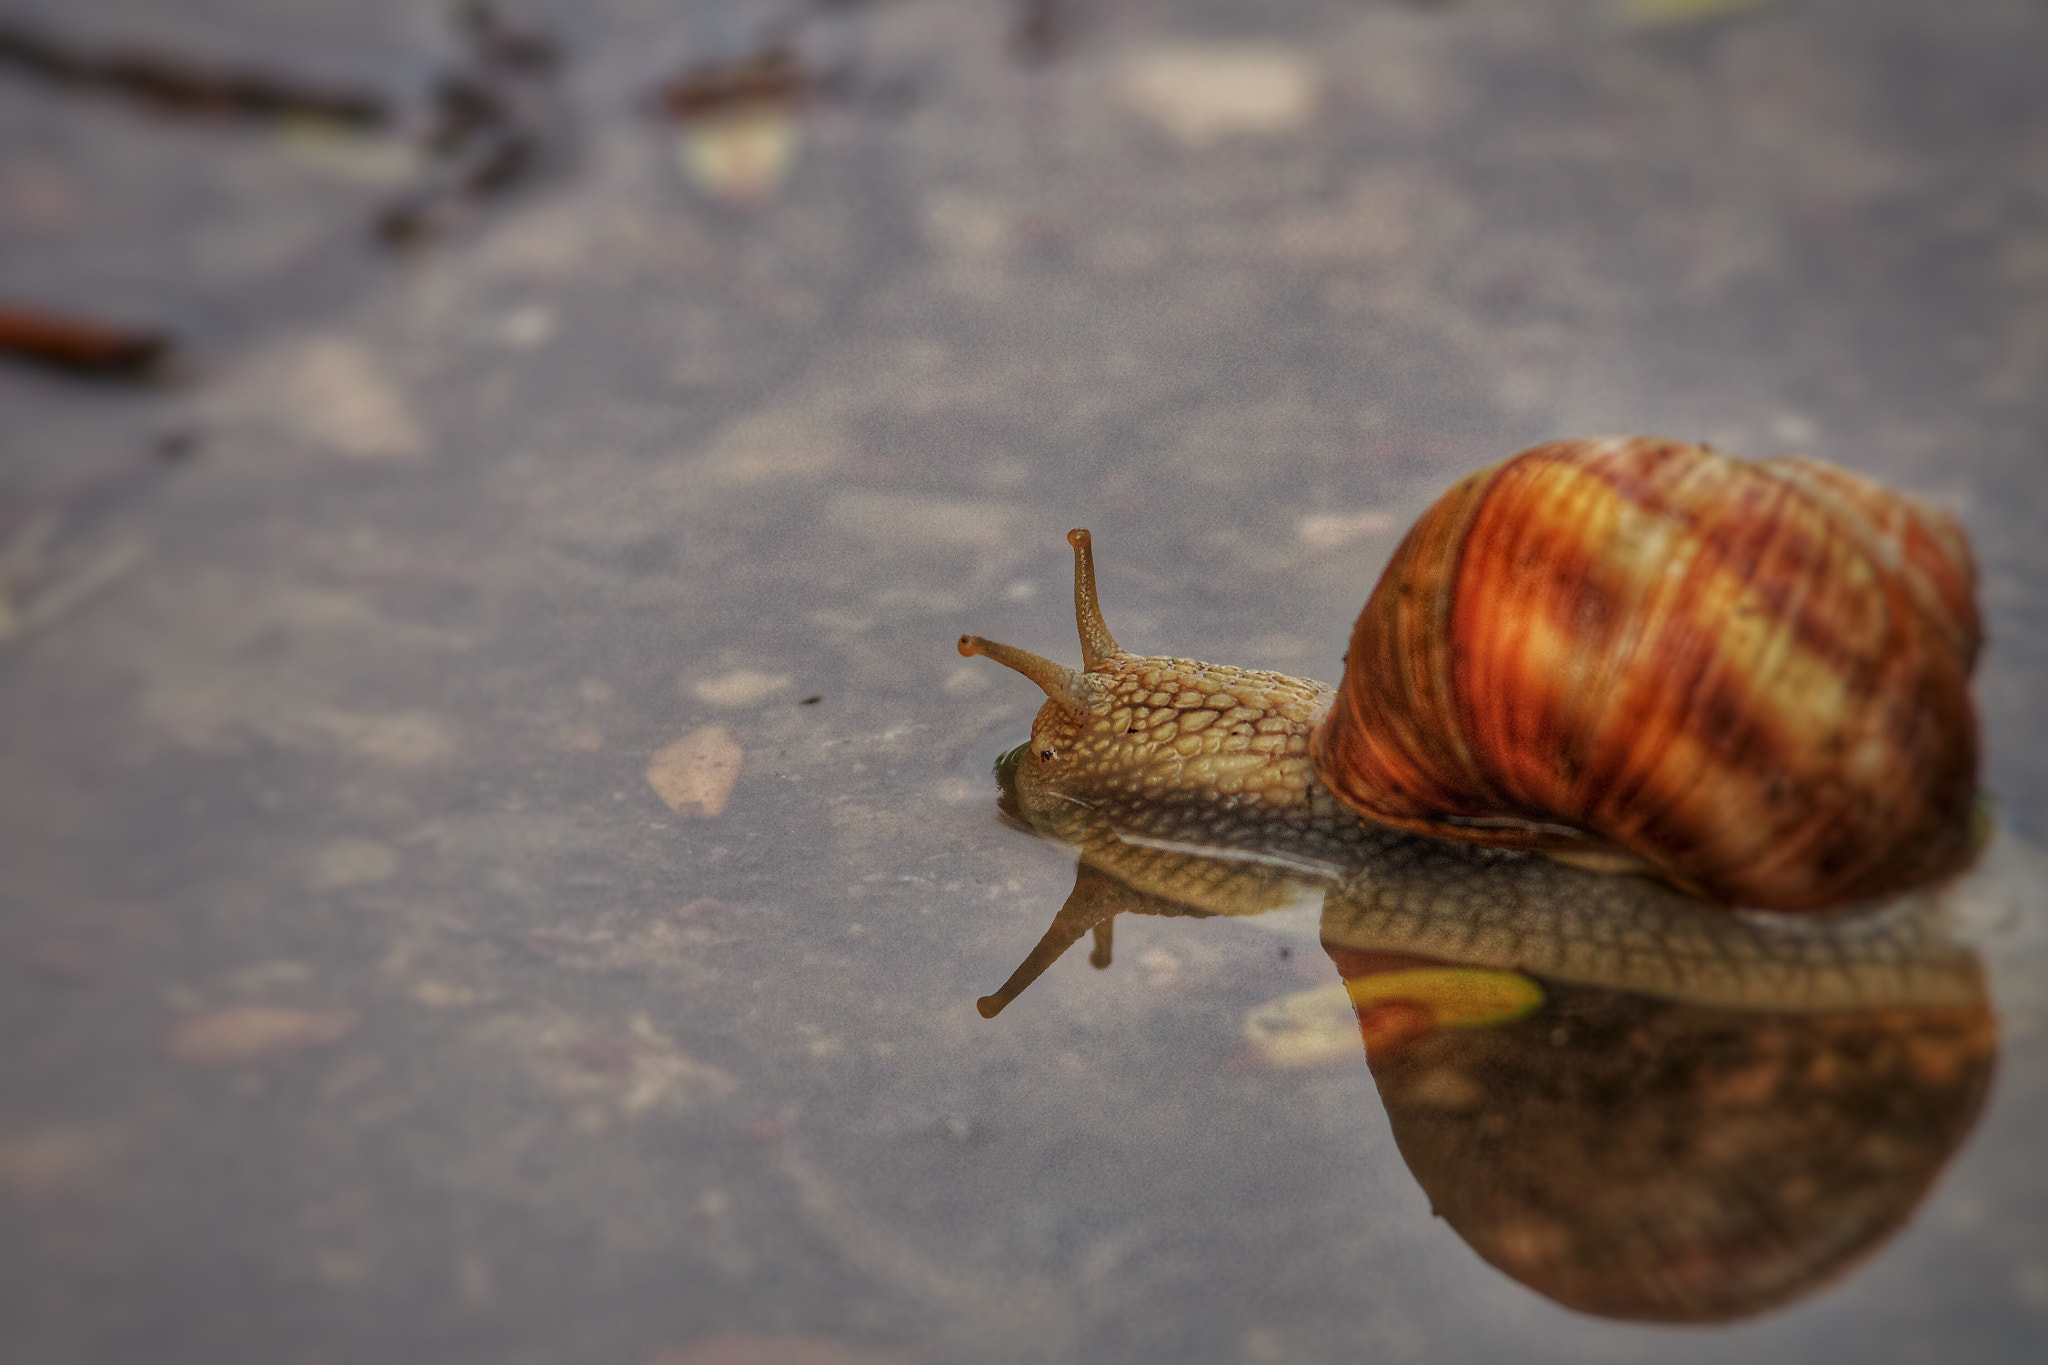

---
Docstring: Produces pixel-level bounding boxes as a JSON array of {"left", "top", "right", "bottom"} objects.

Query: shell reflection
[
  {"left": 1342, "top": 951, "right": 1994, "bottom": 1322},
  {"left": 973, "top": 751, "right": 1999, "bottom": 1323}
]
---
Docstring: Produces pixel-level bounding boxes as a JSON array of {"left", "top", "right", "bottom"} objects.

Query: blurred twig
[
  {"left": 0, "top": 15, "right": 390, "bottom": 127},
  {"left": 374, "top": 1, "right": 568, "bottom": 247},
  {"left": 0, "top": 302, "right": 171, "bottom": 380},
  {"left": 647, "top": 40, "right": 821, "bottom": 122}
]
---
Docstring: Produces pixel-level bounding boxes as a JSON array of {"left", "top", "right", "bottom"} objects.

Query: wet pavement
[{"left": 3, "top": 1, "right": 2047, "bottom": 1362}]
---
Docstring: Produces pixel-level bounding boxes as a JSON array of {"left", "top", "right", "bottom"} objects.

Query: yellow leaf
[
  {"left": 1245, "top": 968, "right": 1544, "bottom": 1068},
  {"left": 1346, "top": 967, "right": 1544, "bottom": 1029},
  {"left": 677, "top": 109, "right": 800, "bottom": 206}
]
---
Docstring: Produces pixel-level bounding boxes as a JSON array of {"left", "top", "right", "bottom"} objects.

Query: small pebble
[
  {"left": 1118, "top": 44, "right": 1320, "bottom": 148},
  {"left": 647, "top": 727, "right": 744, "bottom": 817}
]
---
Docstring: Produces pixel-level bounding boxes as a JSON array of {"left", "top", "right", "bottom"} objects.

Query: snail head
[
  {"left": 960, "top": 530, "right": 1332, "bottom": 834},
  {"left": 958, "top": 530, "right": 1123, "bottom": 814}
]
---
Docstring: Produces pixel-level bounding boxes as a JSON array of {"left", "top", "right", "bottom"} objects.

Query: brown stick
[
  {"left": 0, "top": 18, "right": 390, "bottom": 127},
  {"left": 0, "top": 303, "right": 170, "bottom": 378},
  {"left": 646, "top": 43, "right": 815, "bottom": 122}
]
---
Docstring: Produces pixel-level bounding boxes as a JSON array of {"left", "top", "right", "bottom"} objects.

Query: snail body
[{"left": 960, "top": 436, "right": 1982, "bottom": 912}]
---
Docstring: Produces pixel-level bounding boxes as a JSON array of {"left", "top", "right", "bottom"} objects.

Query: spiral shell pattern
[{"left": 1310, "top": 436, "right": 1981, "bottom": 910}]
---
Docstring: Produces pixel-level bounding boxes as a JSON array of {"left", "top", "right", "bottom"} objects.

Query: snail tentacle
[
  {"left": 976, "top": 892, "right": 1100, "bottom": 1018},
  {"left": 1067, "top": 528, "right": 1123, "bottom": 671},
  {"left": 977, "top": 863, "right": 1136, "bottom": 1017},
  {"left": 958, "top": 634, "right": 1090, "bottom": 716}
]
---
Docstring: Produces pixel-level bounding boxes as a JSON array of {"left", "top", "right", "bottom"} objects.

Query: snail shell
[{"left": 1311, "top": 436, "right": 1981, "bottom": 911}]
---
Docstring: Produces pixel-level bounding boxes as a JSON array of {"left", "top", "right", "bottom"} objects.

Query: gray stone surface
[{"left": 2, "top": 1, "right": 2045, "bottom": 1361}]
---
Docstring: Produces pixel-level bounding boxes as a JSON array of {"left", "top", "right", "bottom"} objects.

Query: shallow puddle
[{"left": 3, "top": 1, "right": 2046, "bottom": 1362}]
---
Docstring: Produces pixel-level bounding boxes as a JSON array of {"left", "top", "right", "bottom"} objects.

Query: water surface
[{"left": 3, "top": 1, "right": 2046, "bottom": 1361}]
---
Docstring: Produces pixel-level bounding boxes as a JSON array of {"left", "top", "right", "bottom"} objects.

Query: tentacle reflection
[{"left": 972, "top": 750, "right": 2002, "bottom": 1322}]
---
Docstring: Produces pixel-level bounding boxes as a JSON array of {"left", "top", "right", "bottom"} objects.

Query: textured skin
[
  {"left": 1009, "top": 654, "right": 1371, "bottom": 863},
  {"left": 968, "top": 525, "right": 1985, "bottom": 1013},
  {"left": 1000, "top": 652, "right": 1983, "bottom": 1013},
  {"left": 1312, "top": 828, "right": 1983, "bottom": 1013}
]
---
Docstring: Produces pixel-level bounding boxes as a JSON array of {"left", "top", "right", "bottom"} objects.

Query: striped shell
[{"left": 1309, "top": 436, "right": 1981, "bottom": 911}]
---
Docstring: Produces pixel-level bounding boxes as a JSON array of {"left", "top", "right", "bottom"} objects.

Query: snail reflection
[
  {"left": 957, "top": 438, "right": 2000, "bottom": 1323},
  {"left": 975, "top": 735, "right": 1997, "bottom": 1323}
]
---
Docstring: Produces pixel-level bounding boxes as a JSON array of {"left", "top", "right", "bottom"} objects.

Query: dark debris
[
  {"left": 0, "top": 15, "right": 390, "bottom": 128},
  {"left": 0, "top": 302, "right": 172, "bottom": 381}
]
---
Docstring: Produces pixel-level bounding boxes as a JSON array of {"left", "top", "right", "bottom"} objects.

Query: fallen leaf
[
  {"left": 1346, "top": 967, "right": 1544, "bottom": 1028},
  {"left": 167, "top": 1006, "right": 358, "bottom": 1065},
  {"left": 647, "top": 726, "right": 744, "bottom": 817},
  {"left": 676, "top": 108, "right": 802, "bottom": 206},
  {"left": 1244, "top": 969, "right": 1544, "bottom": 1068}
]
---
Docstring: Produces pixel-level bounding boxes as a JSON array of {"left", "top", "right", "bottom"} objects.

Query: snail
[
  {"left": 969, "top": 693, "right": 1999, "bottom": 1322},
  {"left": 972, "top": 688, "right": 1991, "bottom": 1020},
  {"left": 958, "top": 435, "right": 1982, "bottom": 913}
]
